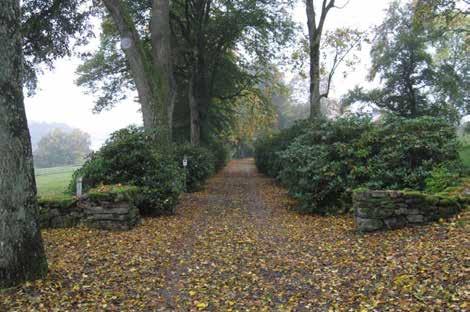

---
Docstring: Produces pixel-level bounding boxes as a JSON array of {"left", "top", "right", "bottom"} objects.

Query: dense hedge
[
  {"left": 207, "top": 139, "right": 231, "bottom": 171},
  {"left": 68, "top": 127, "right": 185, "bottom": 215},
  {"left": 255, "top": 120, "right": 310, "bottom": 177},
  {"left": 68, "top": 127, "right": 228, "bottom": 215},
  {"left": 278, "top": 117, "right": 372, "bottom": 214},
  {"left": 174, "top": 144, "right": 216, "bottom": 192},
  {"left": 360, "top": 116, "right": 461, "bottom": 191},
  {"left": 255, "top": 116, "right": 462, "bottom": 214}
]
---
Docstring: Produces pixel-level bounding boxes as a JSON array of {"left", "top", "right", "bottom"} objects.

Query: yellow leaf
[
  {"left": 189, "top": 290, "right": 196, "bottom": 296},
  {"left": 196, "top": 302, "right": 208, "bottom": 310}
]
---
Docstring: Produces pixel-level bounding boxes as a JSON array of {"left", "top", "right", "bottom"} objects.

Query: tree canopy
[
  {"left": 21, "top": 0, "right": 94, "bottom": 93},
  {"left": 343, "top": 0, "right": 468, "bottom": 123},
  {"left": 76, "top": 0, "right": 296, "bottom": 145}
]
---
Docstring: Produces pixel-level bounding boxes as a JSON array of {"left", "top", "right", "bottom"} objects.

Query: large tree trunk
[
  {"left": 0, "top": 0, "right": 48, "bottom": 288},
  {"left": 184, "top": 0, "right": 212, "bottom": 146},
  {"left": 102, "top": 0, "right": 174, "bottom": 143},
  {"left": 102, "top": 0, "right": 157, "bottom": 130},
  {"left": 309, "top": 46, "right": 322, "bottom": 117},
  {"left": 187, "top": 52, "right": 210, "bottom": 146},
  {"left": 193, "top": 52, "right": 211, "bottom": 144},
  {"left": 151, "top": 0, "right": 176, "bottom": 142},
  {"left": 188, "top": 69, "right": 201, "bottom": 146},
  {"left": 306, "top": 0, "right": 321, "bottom": 118}
]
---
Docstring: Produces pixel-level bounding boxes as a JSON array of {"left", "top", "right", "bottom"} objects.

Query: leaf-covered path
[{"left": 1, "top": 159, "right": 468, "bottom": 311}]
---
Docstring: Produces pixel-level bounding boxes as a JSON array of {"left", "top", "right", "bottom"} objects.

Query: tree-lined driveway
[{"left": 1, "top": 159, "right": 467, "bottom": 311}]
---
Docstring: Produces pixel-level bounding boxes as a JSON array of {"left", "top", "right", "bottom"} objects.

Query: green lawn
[{"left": 35, "top": 165, "right": 81, "bottom": 196}]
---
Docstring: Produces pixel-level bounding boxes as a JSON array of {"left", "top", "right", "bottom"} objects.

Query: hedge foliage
[
  {"left": 255, "top": 120, "right": 310, "bottom": 177},
  {"left": 174, "top": 144, "right": 216, "bottom": 192},
  {"left": 208, "top": 139, "right": 231, "bottom": 171},
  {"left": 255, "top": 116, "right": 462, "bottom": 214},
  {"left": 68, "top": 127, "right": 227, "bottom": 215}
]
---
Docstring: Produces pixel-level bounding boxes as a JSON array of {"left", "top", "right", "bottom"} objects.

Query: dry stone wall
[
  {"left": 353, "top": 190, "right": 465, "bottom": 232},
  {"left": 79, "top": 199, "right": 140, "bottom": 231},
  {"left": 38, "top": 198, "right": 82, "bottom": 229},
  {"left": 38, "top": 195, "right": 140, "bottom": 231}
]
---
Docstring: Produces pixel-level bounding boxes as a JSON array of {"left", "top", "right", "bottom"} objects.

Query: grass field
[{"left": 35, "top": 165, "right": 81, "bottom": 196}]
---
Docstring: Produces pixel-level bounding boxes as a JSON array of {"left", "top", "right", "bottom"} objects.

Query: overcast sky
[{"left": 25, "top": 0, "right": 394, "bottom": 149}]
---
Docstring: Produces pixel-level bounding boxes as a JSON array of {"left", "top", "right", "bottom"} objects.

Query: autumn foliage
[{"left": 1, "top": 160, "right": 468, "bottom": 310}]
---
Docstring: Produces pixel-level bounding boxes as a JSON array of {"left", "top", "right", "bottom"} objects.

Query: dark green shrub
[
  {"left": 134, "top": 152, "right": 185, "bottom": 215},
  {"left": 362, "top": 116, "right": 461, "bottom": 190},
  {"left": 255, "top": 119, "right": 311, "bottom": 178},
  {"left": 207, "top": 140, "right": 231, "bottom": 171},
  {"left": 278, "top": 117, "right": 372, "bottom": 214},
  {"left": 173, "top": 144, "right": 216, "bottom": 192},
  {"left": 257, "top": 115, "right": 461, "bottom": 215},
  {"left": 68, "top": 126, "right": 158, "bottom": 193},
  {"left": 68, "top": 126, "right": 185, "bottom": 215}
]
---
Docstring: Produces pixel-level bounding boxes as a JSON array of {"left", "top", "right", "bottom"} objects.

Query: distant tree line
[{"left": 33, "top": 128, "right": 91, "bottom": 168}]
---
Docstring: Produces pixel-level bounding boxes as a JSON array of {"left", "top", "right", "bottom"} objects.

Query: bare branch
[{"left": 321, "top": 30, "right": 363, "bottom": 99}]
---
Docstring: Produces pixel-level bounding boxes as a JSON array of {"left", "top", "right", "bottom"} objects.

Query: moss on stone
[
  {"left": 437, "top": 197, "right": 459, "bottom": 206},
  {"left": 401, "top": 190, "right": 426, "bottom": 199},
  {"left": 354, "top": 187, "right": 464, "bottom": 232},
  {"left": 37, "top": 194, "right": 77, "bottom": 210},
  {"left": 86, "top": 185, "right": 138, "bottom": 202}
]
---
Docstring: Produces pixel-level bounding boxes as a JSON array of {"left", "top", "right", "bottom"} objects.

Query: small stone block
[
  {"left": 406, "top": 214, "right": 424, "bottom": 223},
  {"left": 356, "top": 217, "right": 384, "bottom": 232}
]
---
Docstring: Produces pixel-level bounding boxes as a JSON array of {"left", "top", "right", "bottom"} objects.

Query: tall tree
[
  {"left": 171, "top": 0, "right": 292, "bottom": 145},
  {"left": 414, "top": 0, "right": 469, "bottom": 33},
  {"left": 77, "top": 0, "right": 294, "bottom": 146},
  {"left": 414, "top": 0, "right": 469, "bottom": 116},
  {"left": 0, "top": 0, "right": 48, "bottom": 288},
  {"left": 100, "top": 0, "right": 176, "bottom": 142},
  {"left": 343, "top": 0, "right": 467, "bottom": 122},
  {"left": 305, "top": 0, "right": 336, "bottom": 118}
]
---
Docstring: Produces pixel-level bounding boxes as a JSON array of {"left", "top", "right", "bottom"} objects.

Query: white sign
[{"left": 183, "top": 156, "right": 188, "bottom": 168}]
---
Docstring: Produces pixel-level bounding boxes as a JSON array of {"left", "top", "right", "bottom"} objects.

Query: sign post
[{"left": 76, "top": 177, "right": 83, "bottom": 198}]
